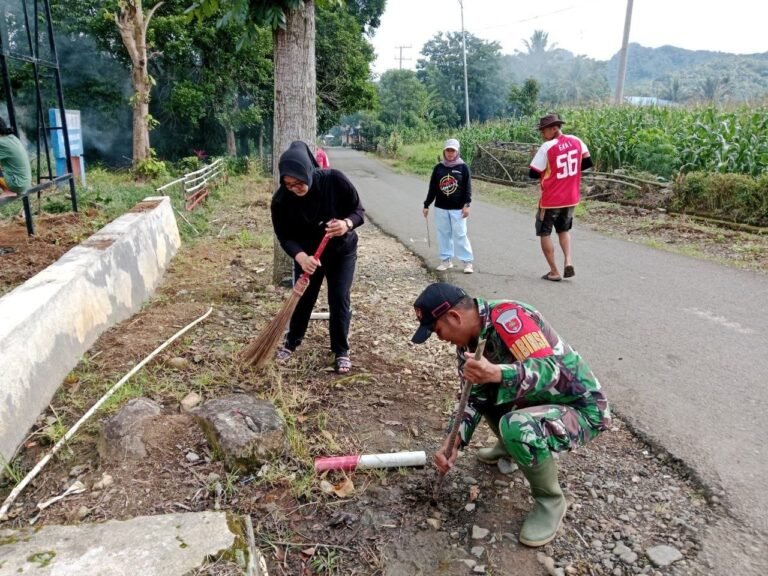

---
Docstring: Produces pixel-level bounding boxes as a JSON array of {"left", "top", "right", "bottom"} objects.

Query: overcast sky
[{"left": 370, "top": 0, "right": 767, "bottom": 76}]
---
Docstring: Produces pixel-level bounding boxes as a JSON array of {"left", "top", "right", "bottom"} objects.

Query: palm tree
[{"left": 522, "top": 30, "right": 556, "bottom": 56}]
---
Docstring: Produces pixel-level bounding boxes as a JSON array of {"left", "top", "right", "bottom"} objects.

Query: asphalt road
[{"left": 328, "top": 146, "right": 768, "bottom": 570}]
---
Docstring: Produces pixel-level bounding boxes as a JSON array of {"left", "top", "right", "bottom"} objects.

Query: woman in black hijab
[{"left": 270, "top": 141, "right": 365, "bottom": 373}]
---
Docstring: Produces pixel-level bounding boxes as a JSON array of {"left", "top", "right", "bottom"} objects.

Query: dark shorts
[{"left": 535, "top": 206, "right": 575, "bottom": 236}]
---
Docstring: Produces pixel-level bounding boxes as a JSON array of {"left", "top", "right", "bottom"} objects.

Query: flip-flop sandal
[
  {"left": 541, "top": 273, "right": 562, "bottom": 282},
  {"left": 335, "top": 356, "right": 352, "bottom": 374},
  {"left": 564, "top": 265, "right": 575, "bottom": 278}
]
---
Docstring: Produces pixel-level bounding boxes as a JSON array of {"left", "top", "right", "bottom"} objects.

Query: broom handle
[{"left": 294, "top": 233, "right": 332, "bottom": 293}]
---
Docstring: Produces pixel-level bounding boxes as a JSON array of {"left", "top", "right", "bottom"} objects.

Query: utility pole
[
  {"left": 614, "top": 0, "right": 634, "bottom": 104},
  {"left": 394, "top": 45, "right": 412, "bottom": 70},
  {"left": 458, "top": 0, "right": 470, "bottom": 127}
]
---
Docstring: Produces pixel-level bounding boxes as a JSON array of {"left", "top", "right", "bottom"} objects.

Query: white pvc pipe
[
  {"left": 358, "top": 451, "right": 426, "bottom": 469},
  {"left": 314, "top": 451, "right": 426, "bottom": 472},
  {"left": 0, "top": 306, "right": 214, "bottom": 521}
]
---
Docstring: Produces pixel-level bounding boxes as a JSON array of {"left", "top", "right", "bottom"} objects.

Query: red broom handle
[{"left": 293, "top": 233, "right": 331, "bottom": 295}]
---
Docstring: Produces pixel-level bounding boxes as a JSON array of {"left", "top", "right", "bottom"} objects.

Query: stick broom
[{"left": 241, "top": 234, "right": 331, "bottom": 368}]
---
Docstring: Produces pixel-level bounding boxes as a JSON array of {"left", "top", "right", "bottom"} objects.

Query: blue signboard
[
  {"left": 49, "top": 109, "right": 83, "bottom": 157},
  {"left": 48, "top": 109, "right": 85, "bottom": 184}
]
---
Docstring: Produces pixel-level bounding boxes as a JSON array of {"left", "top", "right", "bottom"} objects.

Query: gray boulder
[
  {"left": 98, "top": 397, "right": 162, "bottom": 460},
  {"left": 192, "top": 394, "right": 286, "bottom": 471}
]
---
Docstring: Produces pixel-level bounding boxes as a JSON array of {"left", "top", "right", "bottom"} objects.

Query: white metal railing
[{"left": 156, "top": 158, "right": 227, "bottom": 210}]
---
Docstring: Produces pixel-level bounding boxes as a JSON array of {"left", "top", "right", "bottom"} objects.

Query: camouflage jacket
[{"left": 453, "top": 298, "right": 611, "bottom": 446}]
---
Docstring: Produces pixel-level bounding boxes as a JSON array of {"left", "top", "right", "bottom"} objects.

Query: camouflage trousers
[{"left": 492, "top": 404, "right": 603, "bottom": 467}]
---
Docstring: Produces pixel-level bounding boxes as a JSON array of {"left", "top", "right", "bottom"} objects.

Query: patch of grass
[
  {"left": 288, "top": 470, "right": 315, "bottom": 501},
  {"left": 473, "top": 180, "right": 539, "bottom": 211},
  {"left": 234, "top": 229, "right": 256, "bottom": 249},
  {"left": 1, "top": 456, "right": 27, "bottom": 485},
  {"left": 255, "top": 232, "right": 273, "bottom": 250},
  {"left": 98, "top": 380, "right": 145, "bottom": 414},
  {"left": 309, "top": 548, "right": 342, "bottom": 575}
]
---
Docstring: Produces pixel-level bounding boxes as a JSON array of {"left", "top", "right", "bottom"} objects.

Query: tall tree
[
  {"left": 192, "top": 0, "right": 384, "bottom": 282},
  {"left": 315, "top": 5, "right": 376, "bottom": 133},
  {"left": 508, "top": 78, "right": 540, "bottom": 118},
  {"left": 417, "top": 32, "right": 507, "bottom": 125},
  {"left": 114, "top": 0, "right": 165, "bottom": 167},
  {"left": 193, "top": 0, "right": 320, "bottom": 281},
  {"left": 377, "top": 69, "right": 430, "bottom": 128}
]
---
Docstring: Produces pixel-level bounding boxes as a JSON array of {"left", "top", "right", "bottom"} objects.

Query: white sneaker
[
  {"left": 463, "top": 263, "right": 474, "bottom": 274},
  {"left": 436, "top": 260, "right": 453, "bottom": 271}
]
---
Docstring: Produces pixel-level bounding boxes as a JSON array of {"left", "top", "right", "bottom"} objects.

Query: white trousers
[{"left": 434, "top": 208, "right": 473, "bottom": 262}]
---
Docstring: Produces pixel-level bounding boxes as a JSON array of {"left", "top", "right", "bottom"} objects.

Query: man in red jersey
[{"left": 529, "top": 113, "right": 592, "bottom": 281}]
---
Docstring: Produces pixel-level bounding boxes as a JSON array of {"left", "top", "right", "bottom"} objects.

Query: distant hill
[{"left": 607, "top": 43, "right": 768, "bottom": 103}]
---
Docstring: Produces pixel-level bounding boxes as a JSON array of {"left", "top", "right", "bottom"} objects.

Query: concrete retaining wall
[{"left": 0, "top": 197, "right": 181, "bottom": 465}]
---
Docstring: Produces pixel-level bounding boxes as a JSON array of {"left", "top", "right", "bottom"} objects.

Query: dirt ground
[{"left": 0, "top": 177, "right": 761, "bottom": 575}]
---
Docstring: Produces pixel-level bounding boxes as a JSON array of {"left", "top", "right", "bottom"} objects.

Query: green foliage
[
  {"left": 134, "top": 150, "right": 169, "bottom": 180},
  {"left": 77, "top": 166, "right": 155, "bottom": 218},
  {"left": 377, "top": 70, "right": 432, "bottom": 129},
  {"left": 177, "top": 156, "right": 203, "bottom": 172},
  {"left": 508, "top": 78, "right": 540, "bottom": 118},
  {"left": 1, "top": 456, "right": 27, "bottom": 485},
  {"left": 382, "top": 131, "right": 403, "bottom": 157},
  {"left": 609, "top": 44, "right": 768, "bottom": 104},
  {"left": 417, "top": 32, "right": 508, "bottom": 125},
  {"left": 316, "top": 6, "right": 377, "bottom": 132},
  {"left": 389, "top": 140, "right": 444, "bottom": 175},
  {"left": 226, "top": 155, "right": 253, "bottom": 175},
  {"left": 672, "top": 171, "right": 768, "bottom": 226},
  {"left": 309, "top": 548, "right": 341, "bottom": 574}
]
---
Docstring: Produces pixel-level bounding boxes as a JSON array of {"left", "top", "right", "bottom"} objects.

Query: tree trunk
[
  {"left": 115, "top": 0, "right": 163, "bottom": 168},
  {"left": 226, "top": 127, "right": 237, "bottom": 156},
  {"left": 271, "top": 0, "right": 317, "bottom": 284}
]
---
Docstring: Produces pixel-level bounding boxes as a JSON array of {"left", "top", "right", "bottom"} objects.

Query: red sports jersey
[{"left": 529, "top": 134, "right": 589, "bottom": 208}]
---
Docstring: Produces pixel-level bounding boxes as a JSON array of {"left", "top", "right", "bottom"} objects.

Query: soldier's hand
[
  {"left": 434, "top": 445, "right": 458, "bottom": 474},
  {"left": 462, "top": 354, "right": 502, "bottom": 384}
]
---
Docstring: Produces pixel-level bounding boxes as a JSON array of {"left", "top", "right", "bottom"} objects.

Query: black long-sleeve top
[
  {"left": 424, "top": 162, "right": 472, "bottom": 210},
  {"left": 271, "top": 168, "right": 365, "bottom": 259}
]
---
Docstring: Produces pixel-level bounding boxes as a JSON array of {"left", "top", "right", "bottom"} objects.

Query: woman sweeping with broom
[{"left": 267, "top": 141, "right": 365, "bottom": 374}]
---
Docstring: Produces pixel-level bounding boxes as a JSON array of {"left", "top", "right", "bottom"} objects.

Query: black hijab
[{"left": 278, "top": 141, "right": 320, "bottom": 188}]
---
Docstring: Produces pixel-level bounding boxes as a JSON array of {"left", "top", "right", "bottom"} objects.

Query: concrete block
[
  {"left": 0, "top": 511, "right": 239, "bottom": 575},
  {"left": 0, "top": 197, "right": 180, "bottom": 464}
]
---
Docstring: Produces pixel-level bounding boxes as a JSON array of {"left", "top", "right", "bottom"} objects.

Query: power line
[{"left": 394, "top": 45, "right": 412, "bottom": 69}]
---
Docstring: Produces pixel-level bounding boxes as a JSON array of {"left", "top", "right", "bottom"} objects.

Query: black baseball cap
[{"left": 411, "top": 283, "right": 468, "bottom": 343}]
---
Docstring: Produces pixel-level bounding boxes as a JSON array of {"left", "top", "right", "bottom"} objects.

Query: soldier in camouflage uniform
[{"left": 411, "top": 282, "right": 610, "bottom": 547}]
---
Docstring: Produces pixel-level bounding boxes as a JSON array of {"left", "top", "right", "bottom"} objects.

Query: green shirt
[{"left": 0, "top": 134, "right": 32, "bottom": 193}]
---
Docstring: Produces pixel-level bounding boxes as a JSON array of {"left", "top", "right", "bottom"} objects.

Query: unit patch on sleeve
[{"left": 491, "top": 303, "right": 553, "bottom": 362}]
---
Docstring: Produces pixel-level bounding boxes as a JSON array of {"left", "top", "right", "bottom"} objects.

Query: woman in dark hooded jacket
[{"left": 270, "top": 141, "right": 365, "bottom": 373}]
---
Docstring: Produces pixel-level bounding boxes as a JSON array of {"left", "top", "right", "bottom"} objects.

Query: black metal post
[
  {"left": 43, "top": 0, "right": 76, "bottom": 212},
  {"left": 0, "top": 12, "right": 18, "bottom": 132}
]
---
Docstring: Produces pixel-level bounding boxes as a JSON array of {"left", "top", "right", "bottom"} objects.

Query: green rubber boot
[
  {"left": 476, "top": 418, "right": 508, "bottom": 464},
  {"left": 518, "top": 458, "right": 567, "bottom": 547}
]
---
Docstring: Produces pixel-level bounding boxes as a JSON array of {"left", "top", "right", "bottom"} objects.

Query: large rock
[
  {"left": 98, "top": 397, "right": 162, "bottom": 460},
  {"left": 192, "top": 394, "right": 286, "bottom": 471}
]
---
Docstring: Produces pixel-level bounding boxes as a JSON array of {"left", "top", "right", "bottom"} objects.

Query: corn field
[{"left": 426, "top": 105, "right": 768, "bottom": 180}]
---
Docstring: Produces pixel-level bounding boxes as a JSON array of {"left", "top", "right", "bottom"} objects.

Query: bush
[
  {"left": 177, "top": 156, "right": 202, "bottom": 173},
  {"left": 133, "top": 151, "right": 169, "bottom": 181},
  {"left": 383, "top": 132, "right": 403, "bottom": 157},
  {"left": 672, "top": 171, "right": 768, "bottom": 226},
  {"left": 226, "top": 155, "right": 252, "bottom": 175}
]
